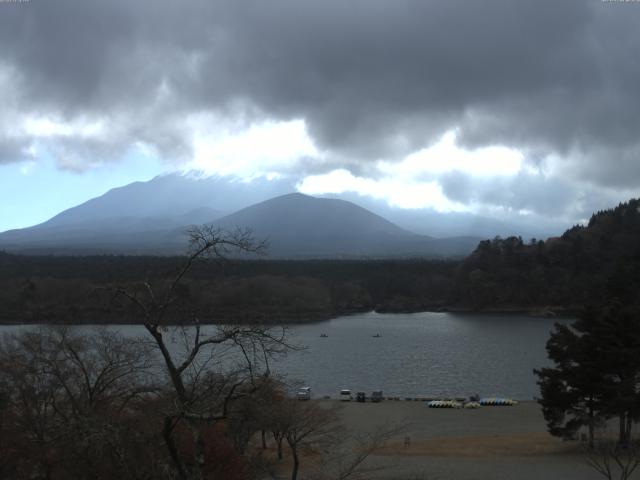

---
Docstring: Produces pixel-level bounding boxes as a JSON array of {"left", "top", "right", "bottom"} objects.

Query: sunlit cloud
[
  {"left": 21, "top": 116, "right": 106, "bottom": 139},
  {"left": 297, "top": 168, "right": 468, "bottom": 212},
  {"left": 185, "top": 117, "right": 320, "bottom": 179},
  {"left": 297, "top": 130, "right": 525, "bottom": 212},
  {"left": 379, "top": 130, "right": 524, "bottom": 179}
]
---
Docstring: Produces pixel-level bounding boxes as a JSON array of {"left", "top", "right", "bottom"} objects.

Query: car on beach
[
  {"left": 297, "top": 387, "right": 311, "bottom": 400},
  {"left": 339, "top": 389, "right": 352, "bottom": 401}
]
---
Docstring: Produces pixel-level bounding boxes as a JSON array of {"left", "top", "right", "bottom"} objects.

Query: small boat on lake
[
  {"left": 320, "top": 333, "right": 328, "bottom": 338},
  {"left": 372, "top": 333, "right": 382, "bottom": 338}
]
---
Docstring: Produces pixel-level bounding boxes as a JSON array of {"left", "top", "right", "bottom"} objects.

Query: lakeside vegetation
[
  {"left": 0, "top": 255, "right": 457, "bottom": 324},
  {"left": 0, "top": 227, "right": 400, "bottom": 480},
  {"left": 453, "top": 199, "right": 640, "bottom": 313}
]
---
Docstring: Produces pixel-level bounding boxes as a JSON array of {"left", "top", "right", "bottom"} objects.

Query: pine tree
[{"left": 535, "top": 303, "right": 640, "bottom": 447}]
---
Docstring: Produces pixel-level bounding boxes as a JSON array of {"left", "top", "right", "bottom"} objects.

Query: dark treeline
[
  {"left": 2, "top": 198, "right": 640, "bottom": 324},
  {"left": 0, "top": 254, "right": 457, "bottom": 324},
  {"left": 453, "top": 199, "right": 640, "bottom": 313}
]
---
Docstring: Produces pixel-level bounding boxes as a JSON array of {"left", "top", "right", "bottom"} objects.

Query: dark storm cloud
[
  {"left": 439, "top": 168, "right": 639, "bottom": 225},
  {"left": 1, "top": 0, "right": 639, "bottom": 193},
  {"left": 0, "top": 137, "right": 31, "bottom": 165},
  {"left": 440, "top": 171, "right": 580, "bottom": 217}
]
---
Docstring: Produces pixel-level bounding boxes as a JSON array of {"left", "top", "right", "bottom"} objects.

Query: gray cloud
[
  {"left": 1, "top": 0, "right": 639, "bottom": 217},
  {"left": 441, "top": 171, "right": 579, "bottom": 216},
  {"left": 439, "top": 168, "right": 637, "bottom": 225},
  {"left": 0, "top": 137, "right": 31, "bottom": 165}
]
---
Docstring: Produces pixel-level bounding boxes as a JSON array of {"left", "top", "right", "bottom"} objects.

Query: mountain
[
  {"left": 0, "top": 172, "right": 556, "bottom": 254},
  {"left": 0, "top": 173, "right": 293, "bottom": 254},
  {"left": 35, "top": 173, "right": 294, "bottom": 228},
  {"left": 4, "top": 172, "right": 562, "bottom": 238},
  {"left": 0, "top": 190, "right": 481, "bottom": 257},
  {"left": 207, "top": 193, "right": 412, "bottom": 257},
  {"left": 0, "top": 207, "right": 223, "bottom": 255},
  {"left": 195, "top": 193, "right": 480, "bottom": 258}
]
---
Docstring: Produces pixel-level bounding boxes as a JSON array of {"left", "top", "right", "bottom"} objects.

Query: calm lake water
[
  {"left": 276, "top": 311, "right": 568, "bottom": 400},
  {"left": 0, "top": 311, "right": 569, "bottom": 400}
]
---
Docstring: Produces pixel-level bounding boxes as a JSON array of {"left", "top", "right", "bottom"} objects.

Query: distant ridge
[
  {"left": 0, "top": 188, "right": 481, "bottom": 258},
  {"left": 214, "top": 192, "right": 411, "bottom": 237},
  {"left": 162, "top": 192, "right": 481, "bottom": 258},
  {"left": 32, "top": 173, "right": 294, "bottom": 229},
  {"left": 205, "top": 192, "right": 421, "bottom": 257}
]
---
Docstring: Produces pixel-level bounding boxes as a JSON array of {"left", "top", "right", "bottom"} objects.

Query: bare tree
[
  {"left": 585, "top": 440, "right": 640, "bottom": 480},
  {"left": 0, "top": 377, "right": 9, "bottom": 477},
  {"left": 0, "top": 331, "right": 61, "bottom": 479},
  {"left": 105, "top": 226, "right": 294, "bottom": 480},
  {"left": 313, "top": 422, "right": 407, "bottom": 480},
  {"left": 0, "top": 327, "right": 158, "bottom": 480},
  {"left": 272, "top": 399, "right": 343, "bottom": 480},
  {"left": 268, "top": 400, "right": 404, "bottom": 480}
]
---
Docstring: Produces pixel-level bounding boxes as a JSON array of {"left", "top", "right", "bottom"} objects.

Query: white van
[
  {"left": 339, "top": 389, "right": 352, "bottom": 401},
  {"left": 297, "top": 387, "right": 311, "bottom": 400}
]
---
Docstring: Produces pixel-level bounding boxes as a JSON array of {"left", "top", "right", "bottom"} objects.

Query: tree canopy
[{"left": 536, "top": 302, "right": 640, "bottom": 447}]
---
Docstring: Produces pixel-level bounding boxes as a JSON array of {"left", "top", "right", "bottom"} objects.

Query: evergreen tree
[
  {"left": 535, "top": 302, "right": 640, "bottom": 447},
  {"left": 535, "top": 316, "right": 605, "bottom": 448},
  {"left": 590, "top": 303, "right": 640, "bottom": 446}
]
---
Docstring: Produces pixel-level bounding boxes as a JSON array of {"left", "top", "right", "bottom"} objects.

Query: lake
[{"left": 0, "top": 311, "right": 569, "bottom": 400}]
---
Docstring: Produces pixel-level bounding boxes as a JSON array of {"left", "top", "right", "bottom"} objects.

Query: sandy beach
[{"left": 317, "top": 400, "right": 605, "bottom": 480}]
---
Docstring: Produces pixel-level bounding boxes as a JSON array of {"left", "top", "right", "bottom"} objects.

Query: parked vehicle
[
  {"left": 371, "top": 390, "right": 383, "bottom": 402},
  {"left": 356, "top": 392, "right": 366, "bottom": 402},
  {"left": 297, "top": 387, "right": 311, "bottom": 400},
  {"left": 339, "top": 389, "right": 352, "bottom": 401}
]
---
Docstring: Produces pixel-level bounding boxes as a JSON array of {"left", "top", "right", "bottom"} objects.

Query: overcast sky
[{"left": 1, "top": 0, "right": 640, "bottom": 232}]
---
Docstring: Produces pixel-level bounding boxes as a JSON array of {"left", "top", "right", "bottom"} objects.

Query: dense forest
[
  {"left": 1, "top": 199, "right": 639, "bottom": 324},
  {"left": 0, "top": 254, "right": 457, "bottom": 324},
  {"left": 453, "top": 199, "right": 640, "bottom": 312}
]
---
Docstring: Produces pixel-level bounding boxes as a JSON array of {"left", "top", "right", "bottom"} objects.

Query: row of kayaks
[
  {"left": 427, "top": 398, "right": 517, "bottom": 409},
  {"left": 319, "top": 333, "right": 382, "bottom": 337},
  {"left": 428, "top": 400, "right": 476, "bottom": 409},
  {"left": 479, "top": 397, "right": 518, "bottom": 406}
]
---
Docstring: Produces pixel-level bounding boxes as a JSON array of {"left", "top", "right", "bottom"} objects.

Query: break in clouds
[{"left": 1, "top": 0, "right": 640, "bottom": 223}]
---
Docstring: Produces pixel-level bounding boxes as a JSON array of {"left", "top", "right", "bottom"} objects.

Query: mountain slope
[
  {"left": 215, "top": 192, "right": 410, "bottom": 237},
  {"left": 0, "top": 190, "right": 481, "bottom": 257},
  {"left": 38, "top": 173, "right": 294, "bottom": 228},
  {"left": 204, "top": 193, "right": 479, "bottom": 257},
  {"left": 0, "top": 173, "right": 292, "bottom": 253}
]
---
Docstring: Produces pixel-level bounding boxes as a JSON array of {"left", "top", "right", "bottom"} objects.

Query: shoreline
[
  {"left": 322, "top": 399, "right": 600, "bottom": 480},
  {"left": 0, "top": 304, "right": 578, "bottom": 326}
]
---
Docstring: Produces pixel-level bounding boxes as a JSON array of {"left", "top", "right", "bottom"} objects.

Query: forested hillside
[
  {"left": 0, "top": 254, "right": 456, "bottom": 324},
  {"left": 453, "top": 199, "right": 640, "bottom": 311}
]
